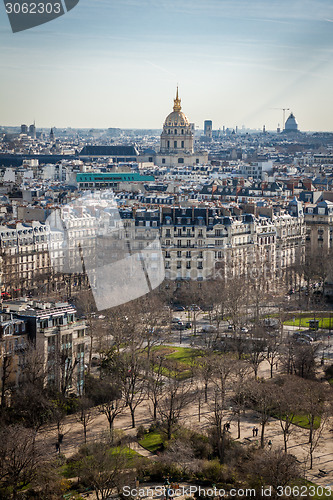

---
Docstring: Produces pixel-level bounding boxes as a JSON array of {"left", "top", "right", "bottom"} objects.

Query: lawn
[
  {"left": 273, "top": 413, "right": 321, "bottom": 430},
  {"left": 138, "top": 431, "right": 164, "bottom": 453},
  {"left": 297, "top": 481, "right": 333, "bottom": 499},
  {"left": 291, "top": 415, "right": 321, "bottom": 430},
  {"left": 151, "top": 346, "right": 202, "bottom": 379},
  {"left": 284, "top": 316, "right": 332, "bottom": 329}
]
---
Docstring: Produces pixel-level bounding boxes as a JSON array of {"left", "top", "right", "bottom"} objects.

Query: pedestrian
[
  {"left": 255, "top": 427, "right": 259, "bottom": 437},
  {"left": 226, "top": 421, "right": 230, "bottom": 431},
  {"left": 268, "top": 439, "right": 272, "bottom": 448},
  {"left": 252, "top": 426, "right": 256, "bottom": 437}
]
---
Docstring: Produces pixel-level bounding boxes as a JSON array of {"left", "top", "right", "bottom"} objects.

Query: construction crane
[{"left": 270, "top": 108, "right": 290, "bottom": 129}]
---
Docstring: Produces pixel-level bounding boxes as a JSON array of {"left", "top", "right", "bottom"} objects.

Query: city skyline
[{"left": 1, "top": 0, "right": 333, "bottom": 131}]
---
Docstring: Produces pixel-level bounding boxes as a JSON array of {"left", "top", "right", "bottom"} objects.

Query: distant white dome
[{"left": 284, "top": 112, "right": 298, "bottom": 132}]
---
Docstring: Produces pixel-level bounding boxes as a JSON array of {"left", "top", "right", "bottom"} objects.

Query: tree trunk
[
  {"left": 283, "top": 431, "right": 288, "bottom": 453},
  {"left": 167, "top": 420, "right": 172, "bottom": 440},
  {"left": 237, "top": 413, "right": 241, "bottom": 439},
  {"left": 260, "top": 422, "right": 265, "bottom": 448},
  {"left": 130, "top": 407, "right": 135, "bottom": 428},
  {"left": 84, "top": 422, "right": 87, "bottom": 443}
]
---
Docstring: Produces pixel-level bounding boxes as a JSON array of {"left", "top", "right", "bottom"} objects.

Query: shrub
[
  {"left": 137, "top": 425, "right": 146, "bottom": 440},
  {"left": 196, "top": 460, "right": 236, "bottom": 486}
]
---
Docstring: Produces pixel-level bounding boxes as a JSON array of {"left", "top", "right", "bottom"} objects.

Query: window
[
  {"left": 177, "top": 251, "right": 182, "bottom": 257},
  {"left": 175, "top": 129, "right": 177, "bottom": 135},
  {"left": 187, "top": 240, "right": 191, "bottom": 247},
  {"left": 198, "top": 251, "right": 203, "bottom": 258},
  {"left": 186, "top": 262, "right": 191, "bottom": 269},
  {"left": 196, "top": 159, "right": 199, "bottom": 164},
  {"left": 181, "top": 141, "right": 184, "bottom": 148},
  {"left": 162, "top": 158, "right": 166, "bottom": 164},
  {"left": 174, "top": 141, "right": 177, "bottom": 148},
  {"left": 178, "top": 158, "right": 184, "bottom": 164},
  {"left": 165, "top": 251, "right": 171, "bottom": 258},
  {"left": 186, "top": 251, "right": 191, "bottom": 258},
  {"left": 166, "top": 229, "right": 171, "bottom": 237},
  {"left": 197, "top": 262, "right": 203, "bottom": 269},
  {"left": 181, "top": 129, "right": 184, "bottom": 134},
  {"left": 167, "top": 141, "right": 170, "bottom": 148},
  {"left": 177, "top": 261, "right": 182, "bottom": 269}
]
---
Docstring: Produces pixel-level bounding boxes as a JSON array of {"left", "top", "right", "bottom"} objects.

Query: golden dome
[
  {"left": 163, "top": 87, "right": 191, "bottom": 127},
  {"left": 164, "top": 110, "right": 190, "bottom": 128}
]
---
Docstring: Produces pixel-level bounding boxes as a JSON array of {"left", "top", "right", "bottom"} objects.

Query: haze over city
[{"left": 1, "top": 0, "right": 333, "bottom": 130}]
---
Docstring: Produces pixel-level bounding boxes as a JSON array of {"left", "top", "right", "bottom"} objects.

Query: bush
[
  {"left": 141, "top": 460, "right": 183, "bottom": 482},
  {"left": 137, "top": 425, "right": 146, "bottom": 440},
  {"left": 149, "top": 421, "right": 161, "bottom": 433},
  {"left": 196, "top": 460, "right": 236, "bottom": 486},
  {"left": 324, "top": 364, "right": 333, "bottom": 380}
]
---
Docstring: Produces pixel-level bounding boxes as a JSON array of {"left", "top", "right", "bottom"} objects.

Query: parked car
[
  {"left": 190, "top": 304, "right": 200, "bottom": 311},
  {"left": 202, "top": 324, "right": 217, "bottom": 333},
  {"left": 185, "top": 322, "right": 192, "bottom": 329},
  {"left": 172, "top": 317, "right": 181, "bottom": 323},
  {"left": 241, "top": 327, "right": 249, "bottom": 333},
  {"left": 173, "top": 305, "right": 185, "bottom": 311},
  {"left": 174, "top": 321, "right": 186, "bottom": 330},
  {"left": 296, "top": 337, "right": 311, "bottom": 345}
]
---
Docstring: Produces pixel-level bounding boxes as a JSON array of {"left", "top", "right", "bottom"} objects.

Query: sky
[{"left": 1, "top": 0, "right": 333, "bottom": 131}]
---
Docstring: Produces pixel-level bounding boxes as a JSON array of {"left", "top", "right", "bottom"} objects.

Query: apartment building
[
  {"left": 0, "top": 221, "right": 51, "bottom": 295},
  {"left": 0, "top": 314, "right": 27, "bottom": 403},
  {"left": 158, "top": 205, "right": 305, "bottom": 281},
  {"left": 304, "top": 200, "right": 333, "bottom": 254},
  {"left": 1, "top": 299, "right": 89, "bottom": 395}
]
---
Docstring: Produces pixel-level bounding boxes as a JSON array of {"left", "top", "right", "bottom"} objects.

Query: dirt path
[{"left": 39, "top": 361, "right": 333, "bottom": 488}]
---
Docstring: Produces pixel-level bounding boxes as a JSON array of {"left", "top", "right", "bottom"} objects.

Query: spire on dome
[{"left": 173, "top": 86, "right": 181, "bottom": 112}]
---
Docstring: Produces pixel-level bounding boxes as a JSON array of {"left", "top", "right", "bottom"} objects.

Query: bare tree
[
  {"left": 158, "top": 373, "right": 193, "bottom": 440},
  {"left": 0, "top": 354, "right": 12, "bottom": 409},
  {"left": 273, "top": 376, "right": 302, "bottom": 453},
  {"left": 264, "top": 333, "right": 281, "bottom": 379},
  {"left": 77, "top": 442, "right": 135, "bottom": 500},
  {"left": 0, "top": 425, "right": 45, "bottom": 500},
  {"left": 231, "top": 360, "right": 251, "bottom": 439},
  {"left": 208, "top": 354, "right": 235, "bottom": 461},
  {"left": 246, "top": 380, "right": 277, "bottom": 448},
  {"left": 199, "top": 352, "right": 215, "bottom": 403},
  {"left": 248, "top": 333, "right": 267, "bottom": 380},
  {"left": 247, "top": 448, "right": 302, "bottom": 496},
  {"left": 76, "top": 396, "right": 95, "bottom": 444},
  {"left": 147, "top": 352, "right": 165, "bottom": 421},
  {"left": 300, "top": 379, "right": 329, "bottom": 448},
  {"left": 117, "top": 349, "right": 146, "bottom": 429}
]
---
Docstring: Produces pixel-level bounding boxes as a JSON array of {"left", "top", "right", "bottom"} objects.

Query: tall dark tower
[
  {"left": 50, "top": 128, "right": 55, "bottom": 141},
  {"left": 204, "top": 120, "right": 212, "bottom": 140},
  {"left": 29, "top": 121, "right": 36, "bottom": 139}
]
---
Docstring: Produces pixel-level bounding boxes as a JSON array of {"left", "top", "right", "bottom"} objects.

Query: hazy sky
[{"left": 1, "top": 0, "right": 333, "bottom": 131}]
